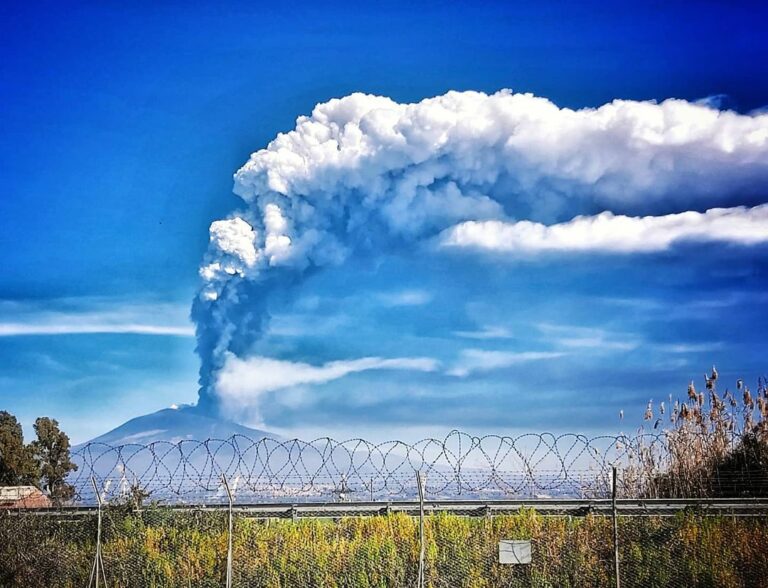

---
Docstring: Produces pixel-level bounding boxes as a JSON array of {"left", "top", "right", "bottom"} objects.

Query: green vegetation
[
  {"left": 30, "top": 417, "right": 78, "bottom": 503},
  {"left": 1, "top": 509, "right": 766, "bottom": 587},
  {"left": 2, "top": 372, "right": 767, "bottom": 585},
  {"left": 0, "top": 411, "right": 38, "bottom": 486},
  {"left": 0, "top": 412, "right": 77, "bottom": 502}
]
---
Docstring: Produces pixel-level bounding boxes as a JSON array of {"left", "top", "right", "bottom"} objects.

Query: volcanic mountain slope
[{"left": 78, "top": 405, "right": 274, "bottom": 447}]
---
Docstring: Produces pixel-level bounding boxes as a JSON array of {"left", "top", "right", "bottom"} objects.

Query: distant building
[{"left": 0, "top": 486, "right": 52, "bottom": 509}]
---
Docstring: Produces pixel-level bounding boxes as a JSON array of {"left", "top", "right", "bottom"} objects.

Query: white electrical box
[{"left": 498, "top": 540, "right": 532, "bottom": 564}]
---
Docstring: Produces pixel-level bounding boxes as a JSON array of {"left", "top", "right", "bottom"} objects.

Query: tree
[
  {"left": 30, "top": 417, "right": 77, "bottom": 504},
  {"left": 0, "top": 411, "right": 37, "bottom": 486}
]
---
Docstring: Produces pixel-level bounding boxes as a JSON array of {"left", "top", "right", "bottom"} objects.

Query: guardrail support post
[
  {"left": 612, "top": 466, "right": 621, "bottom": 588},
  {"left": 417, "top": 471, "right": 426, "bottom": 588},
  {"left": 222, "top": 474, "right": 234, "bottom": 588},
  {"left": 88, "top": 476, "right": 108, "bottom": 588}
]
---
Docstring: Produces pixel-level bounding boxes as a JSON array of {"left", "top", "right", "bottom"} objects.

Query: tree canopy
[
  {"left": 0, "top": 411, "right": 37, "bottom": 486},
  {"left": 30, "top": 417, "right": 78, "bottom": 503},
  {"left": 0, "top": 411, "right": 77, "bottom": 504}
]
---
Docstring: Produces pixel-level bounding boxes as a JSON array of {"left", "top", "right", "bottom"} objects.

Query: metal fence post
[
  {"left": 222, "top": 474, "right": 234, "bottom": 588},
  {"left": 612, "top": 466, "right": 621, "bottom": 588},
  {"left": 417, "top": 471, "right": 426, "bottom": 588},
  {"left": 88, "top": 476, "right": 108, "bottom": 588}
]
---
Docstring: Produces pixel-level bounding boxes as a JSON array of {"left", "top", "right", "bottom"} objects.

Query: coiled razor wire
[{"left": 67, "top": 430, "right": 744, "bottom": 505}]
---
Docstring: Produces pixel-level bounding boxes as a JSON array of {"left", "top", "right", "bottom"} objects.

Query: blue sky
[{"left": 2, "top": 1, "right": 767, "bottom": 443}]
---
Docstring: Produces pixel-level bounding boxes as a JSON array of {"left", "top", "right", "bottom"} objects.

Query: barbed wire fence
[
  {"left": 64, "top": 430, "right": 768, "bottom": 504},
  {"left": 2, "top": 430, "right": 768, "bottom": 587},
  {"left": 70, "top": 431, "right": 629, "bottom": 504}
]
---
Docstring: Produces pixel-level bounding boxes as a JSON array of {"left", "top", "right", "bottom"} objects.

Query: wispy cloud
[
  {"left": 537, "top": 323, "right": 639, "bottom": 352},
  {"left": 598, "top": 297, "right": 667, "bottom": 311},
  {"left": 267, "top": 312, "right": 350, "bottom": 337},
  {"left": 537, "top": 322, "right": 722, "bottom": 356},
  {"left": 601, "top": 291, "right": 768, "bottom": 321},
  {"left": 0, "top": 298, "right": 194, "bottom": 337},
  {"left": 694, "top": 94, "right": 733, "bottom": 110},
  {"left": 374, "top": 289, "right": 433, "bottom": 307},
  {"left": 653, "top": 342, "right": 724, "bottom": 354},
  {"left": 558, "top": 337, "right": 638, "bottom": 351},
  {"left": 453, "top": 325, "right": 514, "bottom": 340},
  {"left": 0, "top": 323, "right": 193, "bottom": 337},
  {"left": 448, "top": 349, "right": 565, "bottom": 377},
  {"left": 264, "top": 290, "right": 431, "bottom": 337}
]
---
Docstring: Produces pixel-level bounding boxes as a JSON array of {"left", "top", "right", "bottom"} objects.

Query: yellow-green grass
[{"left": 1, "top": 509, "right": 766, "bottom": 587}]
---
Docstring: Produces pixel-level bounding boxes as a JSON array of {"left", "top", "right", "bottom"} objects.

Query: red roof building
[{"left": 0, "top": 486, "right": 52, "bottom": 509}]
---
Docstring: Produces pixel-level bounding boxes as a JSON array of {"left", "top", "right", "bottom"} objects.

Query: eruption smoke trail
[{"left": 193, "top": 90, "right": 768, "bottom": 415}]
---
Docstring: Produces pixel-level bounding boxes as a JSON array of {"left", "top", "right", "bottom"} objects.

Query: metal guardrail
[{"left": 9, "top": 497, "right": 768, "bottom": 519}]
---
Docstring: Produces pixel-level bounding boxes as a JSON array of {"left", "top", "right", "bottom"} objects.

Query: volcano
[{"left": 78, "top": 405, "right": 275, "bottom": 447}]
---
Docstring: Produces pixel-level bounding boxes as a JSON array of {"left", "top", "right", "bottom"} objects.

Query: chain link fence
[
  {"left": 2, "top": 430, "right": 768, "bottom": 586},
  {"left": 2, "top": 505, "right": 768, "bottom": 587}
]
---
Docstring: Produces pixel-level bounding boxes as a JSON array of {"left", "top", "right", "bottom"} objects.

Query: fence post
[
  {"left": 612, "top": 466, "right": 621, "bottom": 588},
  {"left": 88, "top": 476, "right": 108, "bottom": 588},
  {"left": 222, "top": 474, "right": 234, "bottom": 588},
  {"left": 417, "top": 471, "right": 426, "bottom": 588}
]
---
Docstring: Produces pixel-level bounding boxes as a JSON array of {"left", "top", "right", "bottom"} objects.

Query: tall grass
[
  {"left": 1, "top": 509, "right": 766, "bottom": 587},
  {"left": 623, "top": 369, "right": 768, "bottom": 497}
]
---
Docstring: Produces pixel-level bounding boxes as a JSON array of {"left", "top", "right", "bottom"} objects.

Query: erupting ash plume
[{"left": 193, "top": 90, "right": 768, "bottom": 415}]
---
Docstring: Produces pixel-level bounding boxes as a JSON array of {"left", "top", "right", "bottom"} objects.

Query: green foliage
[
  {"left": 29, "top": 417, "right": 77, "bottom": 504},
  {"left": 0, "top": 411, "right": 37, "bottom": 486},
  {"left": 0, "top": 510, "right": 766, "bottom": 587},
  {"left": 109, "top": 481, "right": 153, "bottom": 513},
  {"left": 0, "top": 412, "right": 78, "bottom": 503}
]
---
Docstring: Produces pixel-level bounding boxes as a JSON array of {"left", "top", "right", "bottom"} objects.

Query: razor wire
[{"left": 66, "top": 430, "right": 738, "bottom": 505}]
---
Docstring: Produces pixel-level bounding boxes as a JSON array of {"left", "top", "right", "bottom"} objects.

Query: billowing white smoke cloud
[
  {"left": 194, "top": 90, "right": 768, "bottom": 415},
  {"left": 439, "top": 203, "right": 768, "bottom": 254},
  {"left": 216, "top": 354, "right": 438, "bottom": 419}
]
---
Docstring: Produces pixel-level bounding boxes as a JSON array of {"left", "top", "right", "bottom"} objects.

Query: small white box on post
[{"left": 499, "top": 540, "right": 532, "bottom": 564}]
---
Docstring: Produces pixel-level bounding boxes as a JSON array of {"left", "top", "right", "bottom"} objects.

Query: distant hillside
[{"left": 77, "top": 405, "right": 276, "bottom": 447}]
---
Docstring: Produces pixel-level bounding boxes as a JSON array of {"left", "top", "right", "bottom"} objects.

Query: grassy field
[{"left": 2, "top": 508, "right": 767, "bottom": 587}]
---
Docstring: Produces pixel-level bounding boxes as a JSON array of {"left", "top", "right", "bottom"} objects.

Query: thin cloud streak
[
  {"left": 537, "top": 323, "right": 639, "bottom": 352},
  {"left": 372, "top": 289, "right": 434, "bottom": 307},
  {"left": 653, "top": 342, "right": 724, "bottom": 354},
  {"left": 0, "top": 323, "right": 194, "bottom": 337},
  {"left": 448, "top": 349, "right": 566, "bottom": 377},
  {"left": 0, "top": 297, "right": 194, "bottom": 337},
  {"left": 453, "top": 326, "right": 514, "bottom": 340}
]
